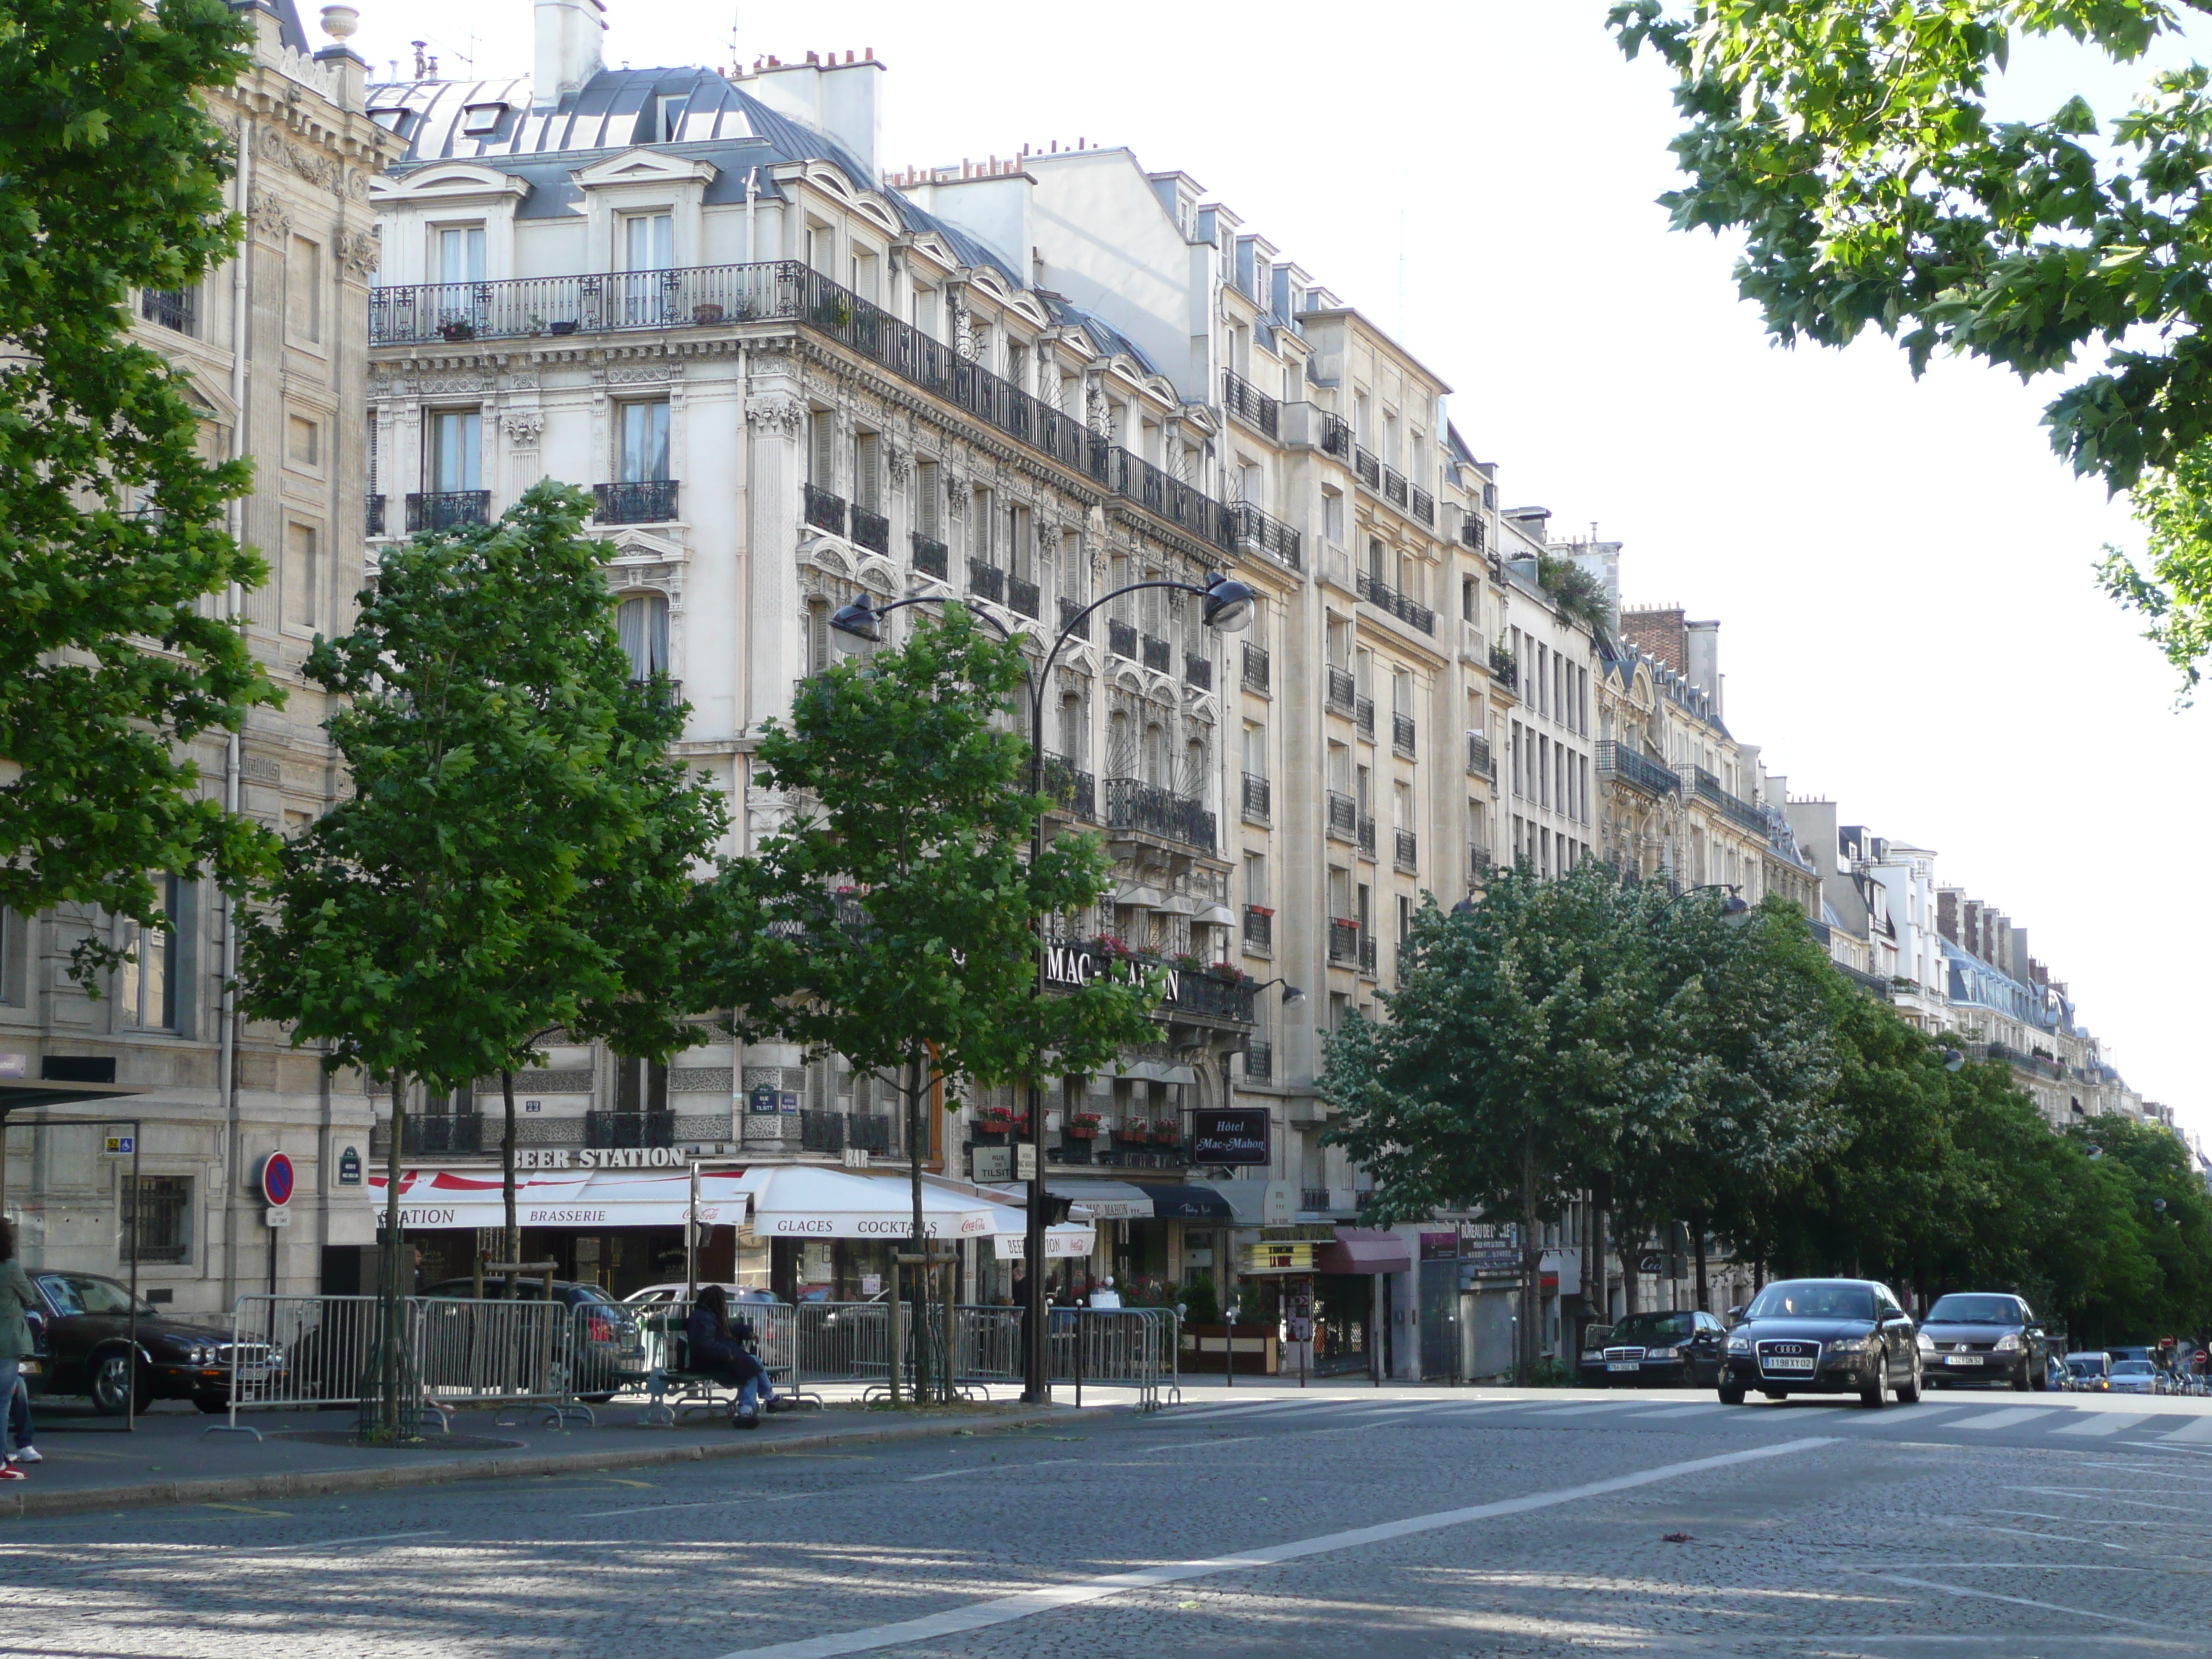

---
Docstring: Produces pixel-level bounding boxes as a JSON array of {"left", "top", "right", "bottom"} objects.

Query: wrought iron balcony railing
[
  {"left": 1596, "top": 740, "right": 1681, "bottom": 798},
  {"left": 1040, "top": 754, "right": 1097, "bottom": 821},
  {"left": 594, "top": 479, "right": 679, "bottom": 524},
  {"left": 803, "top": 482, "right": 846, "bottom": 536},
  {"left": 1007, "top": 573, "right": 1040, "bottom": 619},
  {"left": 850, "top": 503, "right": 890, "bottom": 554},
  {"left": 1107, "top": 618, "right": 1138, "bottom": 661},
  {"left": 1354, "top": 447, "right": 1380, "bottom": 489},
  {"left": 377, "top": 1114, "right": 482, "bottom": 1156},
  {"left": 1467, "top": 732, "right": 1495, "bottom": 779},
  {"left": 1693, "top": 768, "right": 1766, "bottom": 832},
  {"left": 1243, "top": 907, "right": 1272, "bottom": 953},
  {"left": 799, "top": 1109, "right": 896, "bottom": 1156},
  {"left": 1242, "top": 643, "right": 1270, "bottom": 693},
  {"left": 1222, "top": 369, "right": 1280, "bottom": 438},
  {"left": 1489, "top": 646, "right": 1519, "bottom": 692},
  {"left": 1357, "top": 815, "right": 1378, "bottom": 859},
  {"left": 1057, "top": 596, "right": 1090, "bottom": 639},
  {"left": 968, "top": 562, "right": 1004, "bottom": 603},
  {"left": 1184, "top": 650, "right": 1212, "bottom": 691},
  {"left": 1411, "top": 486, "right": 1435, "bottom": 526},
  {"left": 140, "top": 287, "right": 198, "bottom": 335},
  {"left": 406, "top": 490, "right": 490, "bottom": 533},
  {"left": 1242, "top": 1040, "right": 1273, "bottom": 1081},
  {"left": 1141, "top": 634, "right": 1172, "bottom": 673},
  {"left": 1382, "top": 468, "right": 1409, "bottom": 509},
  {"left": 1356, "top": 696, "right": 1375, "bottom": 740},
  {"left": 1392, "top": 712, "right": 1417, "bottom": 757},
  {"left": 1326, "top": 791, "right": 1357, "bottom": 840},
  {"left": 366, "top": 495, "right": 385, "bottom": 537},
  {"left": 1230, "top": 502, "right": 1302, "bottom": 570},
  {"left": 911, "top": 532, "right": 949, "bottom": 580},
  {"left": 1102, "top": 446, "right": 1237, "bottom": 554},
  {"left": 1328, "top": 919, "right": 1361, "bottom": 965},
  {"left": 1241, "top": 772, "right": 1271, "bottom": 824},
  {"left": 1359, "top": 936, "right": 1377, "bottom": 976},
  {"left": 1459, "top": 516, "right": 1484, "bottom": 549},
  {"left": 585, "top": 1110, "right": 675, "bottom": 1150},
  {"left": 1395, "top": 829, "right": 1419, "bottom": 871},
  {"left": 1104, "top": 776, "right": 1216, "bottom": 853},
  {"left": 1319, "top": 413, "right": 1353, "bottom": 458},
  {"left": 1469, "top": 844, "right": 1493, "bottom": 878},
  {"left": 1326, "top": 666, "right": 1356, "bottom": 715},
  {"left": 1357, "top": 571, "right": 1437, "bottom": 634}
]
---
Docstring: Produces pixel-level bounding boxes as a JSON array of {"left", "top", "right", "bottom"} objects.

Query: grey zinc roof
[{"left": 368, "top": 66, "right": 1022, "bottom": 287}]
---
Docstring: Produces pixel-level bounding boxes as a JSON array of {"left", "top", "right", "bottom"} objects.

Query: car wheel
[
  {"left": 1897, "top": 1352, "right": 1922, "bottom": 1405},
  {"left": 1718, "top": 1383, "right": 1745, "bottom": 1406},
  {"left": 1861, "top": 1351, "right": 1888, "bottom": 1408},
  {"left": 2012, "top": 1364, "right": 2031, "bottom": 1392},
  {"left": 91, "top": 1352, "right": 140, "bottom": 1416}
]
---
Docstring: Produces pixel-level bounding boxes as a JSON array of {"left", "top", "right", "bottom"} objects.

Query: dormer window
[
  {"left": 459, "top": 102, "right": 507, "bottom": 138},
  {"left": 370, "top": 107, "right": 415, "bottom": 136},
  {"left": 657, "top": 96, "right": 688, "bottom": 143}
]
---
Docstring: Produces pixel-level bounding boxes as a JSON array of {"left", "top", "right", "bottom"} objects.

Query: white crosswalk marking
[
  {"left": 1522, "top": 1401, "right": 1642, "bottom": 1416},
  {"left": 2053, "top": 1413, "right": 2152, "bottom": 1437},
  {"left": 1629, "top": 1404, "right": 1721, "bottom": 1419},
  {"left": 1951, "top": 1406, "right": 2059, "bottom": 1431},
  {"left": 2159, "top": 1414, "right": 2212, "bottom": 1444}
]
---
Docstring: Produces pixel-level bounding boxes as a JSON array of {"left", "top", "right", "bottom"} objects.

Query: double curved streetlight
[{"left": 829, "top": 567, "right": 1255, "bottom": 1404}]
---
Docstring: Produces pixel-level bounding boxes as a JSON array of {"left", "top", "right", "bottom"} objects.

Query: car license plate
[
  {"left": 234, "top": 1364, "right": 276, "bottom": 1382},
  {"left": 1607, "top": 1361, "right": 1639, "bottom": 1372},
  {"left": 1763, "top": 1356, "right": 1815, "bottom": 1372},
  {"left": 1943, "top": 1354, "right": 1982, "bottom": 1367}
]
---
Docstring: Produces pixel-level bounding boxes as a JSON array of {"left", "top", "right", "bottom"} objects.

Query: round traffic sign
[{"left": 259, "top": 1151, "right": 295, "bottom": 1208}]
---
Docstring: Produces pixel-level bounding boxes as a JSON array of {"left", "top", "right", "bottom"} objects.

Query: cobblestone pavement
[{"left": 3, "top": 1387, "right": 2208, "bottom": 1658}]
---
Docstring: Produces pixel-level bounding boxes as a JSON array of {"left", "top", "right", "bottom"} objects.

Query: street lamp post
[{"left": 832, "top": 569, "right": 1254, "bottom": 1403}]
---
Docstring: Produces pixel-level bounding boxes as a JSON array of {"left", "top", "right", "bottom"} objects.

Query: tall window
[
  {"left": 622, "top": 212, "right": 673, "bottom": 271},
  {"left": 117, "top": 874, "right": 179, "bottom": 1031},
  {"left": 614, "top": 1056, "right": 670, "bottom": 1115},
  {"left": 1244, "top": 853, "right": 1267, "bottom": 907},
  {"left": 0, "top": 907, "right": 26, "bottom": 1006},
  {"left": 915, "top": 460, "right": 941, "bottom": 544},
  {"left": 809, "top": 410, "right": 835, "bottom": 489},
  {"left": 121, "top": 1176, "right": 193, "bottom": 1266},
  {"left": 619, "top": 400, "right": 670, "bottom": 482},
  {"left": 436, "top": 225, "right": 486, "bottom": 284},
  {"left": 616, "top": 593, "right": 670, "bottom": 680},
  {"left": 853, "top": 431, "right": 881, "bottom": 516},
  {"left": 429, "top": 410, "right": 481, "bottom": 493}
]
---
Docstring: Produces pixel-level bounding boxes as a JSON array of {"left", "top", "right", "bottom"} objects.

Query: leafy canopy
[
  {"left": 1535, "top": 552, "right": 1616, "bottom": 638},
  {"left": 0, "top": 0, "right": 274, "bottom": 959},
  {"left": 715, "top": 605, "right": 1159, "bottom": 1094},
  {"left": 1610, "top": 1, "right": 2212, "bottom": 693},
  {"left": 238, "top": 484, "right": 728, "bottom": 1092}
]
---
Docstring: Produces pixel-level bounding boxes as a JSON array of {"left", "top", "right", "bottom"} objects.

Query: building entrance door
[{"left": 1419, "top": 1258, "right": 1458, "bottom": 1380}]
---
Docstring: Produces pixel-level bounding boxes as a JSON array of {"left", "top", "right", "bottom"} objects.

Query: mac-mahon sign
[{"left": 1042, "top": 940, "right": 1180, "bottom": 1002}]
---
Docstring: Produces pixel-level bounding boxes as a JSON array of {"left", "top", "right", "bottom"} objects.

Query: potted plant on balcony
[
  {"left": 1115, "top": 1118, "right": 1151, "bottom": 1143},
  {"left": 692, "top": 302, "right": 725, "bottom": 325},
  {"left": 1151, "top": 1118, "right": 1181, "bottom": 1148},
  {"left": 548, "top": 319, "right": 578, "bottom": 336},
  {"left": 437, "top": 317, "right": 477, "bottom": 343},
  {"left": 1064, "top": 1111, "right": 1101, "bottom": 1139},
  {"left": 974, "top": 1104, "right": 1017, "bottom": 1143}
]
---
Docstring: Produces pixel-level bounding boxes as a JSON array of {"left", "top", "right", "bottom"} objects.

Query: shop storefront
[{"left": 1310, "top": 1227, "right": 1412, "bottom": 1377}]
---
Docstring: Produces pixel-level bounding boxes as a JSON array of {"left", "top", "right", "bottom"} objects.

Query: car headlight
[
  {"left": 1727, "top": 1331, "right": 1751, "bottom": 1352},
  {"left": 1825, "top": 1337, "right": 1869, "bottom": 1356},
  {"left": 1916, "top": 1331, "right": 1936, "bottom": 1354},
  {"left": 1645, "top": 1346, "right": 1678, "bottom": 1361},
  {"left": 1992, "top": 1333, "right": 2023, "bottom": 1354}
]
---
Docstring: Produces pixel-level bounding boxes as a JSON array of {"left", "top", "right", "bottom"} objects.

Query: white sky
[{"left": 335, "top": 1, "right": 2211, "bottom": 1139}]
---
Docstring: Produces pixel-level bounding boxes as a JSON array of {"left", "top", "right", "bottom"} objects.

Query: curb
[{"left": 0, "top": 1406, "right": 1062, "bottom": 1521}]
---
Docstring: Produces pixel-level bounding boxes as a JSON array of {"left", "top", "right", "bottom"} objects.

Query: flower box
[
  {"left": 692, "top": 302, "right": 726, "bottom": 325},
  {"left": 1151, "top": 1123, "right": 1182, "bottom": 1144},
  {"left": 1115, "top": 1121, "right": 1151, "bottom": 1143},
  {"left": 437, "top": 320, "right": 476, "bottom": 342}
]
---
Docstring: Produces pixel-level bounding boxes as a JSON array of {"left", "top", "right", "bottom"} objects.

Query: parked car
[
  {"left": 1915, "top": 1292, "right": 2056, "bottom": 1391},
  {"left": 418, "top": 1277, "right": 647, "bottom": 1403},
  {"left": 2108, "top": 1358, "right": 2162, "bottom": 1395},
  {"left": 1578, "top": 1309, "right": 1726, "bottom": 1388},
  {"left": 2062, "top": 1352, "right": 2111, "bottom": 1392},
  {"left": 621, "top": 1282, "right": 781, "bottom": 1310},
  {"left": 1718, "top": 1278, "right": 1922, "bottom": 1407},
  {"left": 22, "top": 1272, "right": 282, "bottom": 1415}
]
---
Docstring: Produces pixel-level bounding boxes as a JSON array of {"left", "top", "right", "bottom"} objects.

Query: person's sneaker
[
  {"left": 0, "top": 1464, "right": 24, "bottom": 1481},
  {"left": 12, "top": 1447, "right": 40, "bottom": 1465}
]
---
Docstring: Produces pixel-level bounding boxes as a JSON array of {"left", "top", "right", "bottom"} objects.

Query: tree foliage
[
  {"left": 1535, "top": 552, "right": 1616, "bottom": 638},
  {"left": 0, "top": 0, "right": 275, "bottom": 962},
  {"left": 238, "top": 483, "right": 729, "bottom": 1100},
  {"left": 1610, "top": 0, "right": 2212, "bottom": 688},
  {"left": 716, "top": 606, "right": 1159, "bottom": 1094}
]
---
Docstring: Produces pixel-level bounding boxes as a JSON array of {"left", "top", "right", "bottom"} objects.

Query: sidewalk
[{"left": 0, "top": 1395, "right": 1057, "bottom": 1521}]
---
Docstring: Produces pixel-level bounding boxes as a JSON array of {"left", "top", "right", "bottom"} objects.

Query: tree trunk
[
  {"left": 907, "top": 1052, "right": 928, "bottom": 1405},
  {"left": 382, "top": 1071, "right": 406, "bottom": 1437},
  {"left": 1519, "top": 1135, "right": 1541, "bottom": 1385},
  {"left": 500, "top": 1068, "right": 519, "bottom": 1290},
  {"left": 1694, "top": 1218, "right": 1710, "bottom": 1314},
  {"left": 1619, "top": 1209, "right": 1642, "bottom": 1320}
]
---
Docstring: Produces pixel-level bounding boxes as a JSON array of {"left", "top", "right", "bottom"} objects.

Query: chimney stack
[{"left": 534, "top": 0, "right": 606, "bottom": 111}]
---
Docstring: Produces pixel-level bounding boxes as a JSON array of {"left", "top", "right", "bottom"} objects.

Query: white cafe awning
[
  {"left": 750, "top": 1166, "right": 999, "bottom": 1241},
  {"left": 1113, "top": 1061, "right": 1198, "bottom": 1085},
  {"left": 986, "top": 1178, "right": 1155, "bottom": 1220}
]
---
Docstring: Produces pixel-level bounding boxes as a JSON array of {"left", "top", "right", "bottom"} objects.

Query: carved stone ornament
[
  {"left": 886, "top": 444, "right": 912, "bottom": 487},
  {"left": 746, "top": 396, "right": 804, "bottom": 438},
  {"left": 607, "top": 365, "right": 677, "bottom": 386},
  {"left": 336, "top": 226, "right": 381, "bottom": 279},
  {"left": 503, "top": 411, "right": 544, "bottom": 446},
  {"left": 247, "top": 186, "right": 292, "bottom": 242}
]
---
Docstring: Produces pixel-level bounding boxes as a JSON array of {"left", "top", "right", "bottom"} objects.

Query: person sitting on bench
[{"left": 686, "top": 1285, "right": 774, "bottom": 1427}]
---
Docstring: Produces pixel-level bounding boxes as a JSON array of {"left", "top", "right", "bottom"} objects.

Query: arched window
[{"left": 616, "top": 592, "right": 670, "bottom": 680}]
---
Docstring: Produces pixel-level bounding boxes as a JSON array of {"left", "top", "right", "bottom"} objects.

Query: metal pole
[
  {"left": 1024, "top": 677, "right": 1048, "bottom": 1405},
  {"left": 127, "top": 1128, "right": 140, "bottom": 1431}
]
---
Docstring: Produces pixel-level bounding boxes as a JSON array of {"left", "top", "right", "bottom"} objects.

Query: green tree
[
  {"left": 0, "top": 0, "right": 276, "bottom": 972},
  {"left": 1535, "top": 552, "right": 1614, "bottom": 638},
  {"left": 1609, "top": 1, "right": 2212, "bottom": 693},
  {"left": 714, "top": 606, "right": 1158, "bottom": 1398},
  {"left": 1321, "top": 863, "right": 1698, "bottom": 1380},
  {"left": 238, "top": 484, "right": 728, "bottom": 1428}
]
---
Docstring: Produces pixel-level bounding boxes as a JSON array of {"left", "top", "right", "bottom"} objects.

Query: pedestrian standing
[
  {"left": 0, "top": 1218, "right": 37, "bottom": 1481},
  {"left": 9, "top": 1375, "right": 35, "bottom": 1466}
]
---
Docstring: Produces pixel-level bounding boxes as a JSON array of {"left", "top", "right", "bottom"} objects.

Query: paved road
[{"left": 4, "top": 1386, "right": 2208, "bottom": 1657}]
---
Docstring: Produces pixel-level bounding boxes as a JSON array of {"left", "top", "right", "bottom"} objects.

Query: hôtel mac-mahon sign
[{"left": 1043, "top": 940, "right": 1182, "bottom": 1002}]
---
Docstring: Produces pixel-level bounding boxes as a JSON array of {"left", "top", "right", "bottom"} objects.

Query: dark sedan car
[
  {"left": 1719, "top": 1278, "right": 1923, "bottom": 1407},
  {"left": 1578, "top": 1310, "right": 1727, "bottom": 1388},
  {"left": 24, "top": 1272, "right": 280, "bottom": 1415},
  {"left": 1916, "top": 1292, "right": 2055, "bottom": 1391}
]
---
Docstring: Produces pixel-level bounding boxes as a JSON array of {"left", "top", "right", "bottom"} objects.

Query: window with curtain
[
  {"left": 117, "top": 873, "right": 180, "bottom": 1031},
  {"left": 436, "top": 224, "right": 485, "bottom": 284},
  {"left": 622, "top": 212, "right": 673, "bottom": 271},
  {"left": 615, "top": 593, "right": 670, "bottom": 680},
  {"left": 619, "top": 400, "right": 670, "bottom": 482},
  {"left": 429, "top": 410, "right": 481, "bottom": 493}
]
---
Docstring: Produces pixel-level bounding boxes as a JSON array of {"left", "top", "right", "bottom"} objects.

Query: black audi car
[
  {"left": 23, "top": 1271, "right": 281, "bottom": 1414},
  {"left": 1578, "top": 1309, "right": 1727, "bottom": 1388},
  {"left": 1719, "top": 1277, "right": 1922, "bottom": 1406},
  {"left": 1916, "top": 1292, "right": 2056, "bottom": 1391}
]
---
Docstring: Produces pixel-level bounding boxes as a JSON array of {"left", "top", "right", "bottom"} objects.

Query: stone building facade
[{"left": 0, "top": 1, "right": 400, "bottom": 1314}]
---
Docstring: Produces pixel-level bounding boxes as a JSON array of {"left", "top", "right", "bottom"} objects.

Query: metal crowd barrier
[
  {"left": 202, "top": 1293, "right": 387, "bottom": 1438},
  {"left": 416, "top": 1294, "right": 581, "bottom": 1426},
  {"left": 1052, "top": 1308, "right": 1181, "bottom": 1411},
  {"left": 637, "top": 1298, "right": 810, "bottom": 1424},
  {"left": 797, "top": 1299, "right": 894, "bottom": 1388}
]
